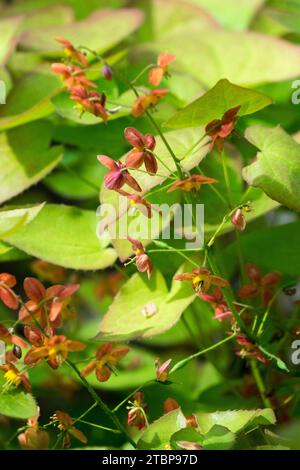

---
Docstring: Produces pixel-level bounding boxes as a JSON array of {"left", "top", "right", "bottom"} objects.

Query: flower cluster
[{"left": 238, "top": 263, "right": 281, "bottom": 306}]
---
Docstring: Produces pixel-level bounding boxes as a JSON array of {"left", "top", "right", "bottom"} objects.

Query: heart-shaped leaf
[{"left": 195, "top": 409, "right": 276, "bottom": 434}]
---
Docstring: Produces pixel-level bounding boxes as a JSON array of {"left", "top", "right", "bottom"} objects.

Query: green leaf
[
  {"left": 258, "top": 346, "right": 289, "bottom": 372},
  {"left": 0, "top": 373, "right": 37, "bottom": 420},
  {"left": 195, "top": 409, "right": 276, "bottom": 434},
  {"left": 95, "top": 264, "right": 196, "bottom": 342},
  {"left": 166, "top": 79, "right": 272, "bottom": 129},
  {"left": 0, "top": 121, "right": 62, "bottom": 204},
  {"left": 0, "top": 203, "right": 45, "bottom": 238},
  {"left": 20, "top": 8, "right": 144, "bottom": 56},
  {"left": 0, "top": 16, "right": 23, "bottom": 67},
  {"left": 0, "top": 72, "right": 61, "bottom": 130},
  {"left": 137, "top": 408, "right": 186, "bottom": 450},
  {"left": 243, "top": 125, "right": 300, "bottom": 212},
  {"left": 171, "top": 425, "right": 236, "bottom": 450},
  {"left": 4, "top": 204, "right": 117, "bottom": 270}
]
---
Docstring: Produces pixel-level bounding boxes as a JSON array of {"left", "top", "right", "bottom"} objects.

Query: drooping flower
[
  {"left": 149, "top": 52, "right": 176, "bottom": 86},
  {"left": 0, "top": 324, "right": 27, "bottom": 349},
  {"left": 101, "top": 63, "right": 113, "bottom": 80},
  {"left": 0, "top": 273, "right": 19, "bottom": 309},
  {"left": 51, "top": 63, "right": 96, "bottom": 90},
  {"left": 118, "top": 189, "right": 154, "bottom": 218},
  {"left": 127, "top": 392, "right": 148, "bottom": 430},
  {"left": 156, "top": 358, "right": 172, "bottom": 382},
  {"left": 127, "top": 237, "right": 153, "bottom": 279},
  {"left": 167, "top": 174, "right": 218, "bottom": 193},
  {"left": 25, "top": 335, "right": 85, "bottom": 369},
  {"left": 81, "top": 342, "right": 129, "bottom": 382},
  {"left": 132, "top": 89, "right": 168, "bottom": 117},
  {"left": 19, "top": 277, "right": 80, "bottom": 328},
  {"left": 70, "top": 86, "right": 108, "bottom": 121},
  {"left": 199, "top": 287, "right": 233, "bottom": 322},
  {"left": 174, "top": 268, "right": 228, "bottom": 293},
  {"left": 238, "top": 263, "right": 281, "bottom": 305},
  {"left": 53, "top": 410, "right": 87, "bottom": 446},
  {"left": 235, "top": 334, "right": 267, "bottom": 364},
  {"left": 124, "top": 127, "right": 157, "bottom": 174},
  {"left": 98, "top": 155, "right": 142, "bottom": 192},
  {"left": 18, "top": 408, "right": 49, "bottom": 450},
  {"left": 0, "top": 363, "right": 31, "bottom": 391},
  {"left": 31, "top": 260, "right": 66, "bottom": 283},
  {"left": 55, "top": 37, "right": 88, "bottom": 66},
  {"left": 205, "top": 105, "right": 241, "bottom": 152},
  {"left": 231, "top": 208, "right": 246, "bottom": 231}
]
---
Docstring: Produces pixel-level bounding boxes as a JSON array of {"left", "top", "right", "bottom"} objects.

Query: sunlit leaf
[{"left": 0, "top": 373, "right": 37, "bottom": 420}]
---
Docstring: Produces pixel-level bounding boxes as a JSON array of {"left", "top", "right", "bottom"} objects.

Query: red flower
[
  {"left": 0, "top": 273, "right": 19, "bottom": 309},
  {"left": 205, "top": 106, "right": 240, "bottom": 152},
  {"left": 53, "top": 410, "right": 87, "bottom": 446},
  {"left": 0, "top": 363, "right": 31, "bottom": 391},
  {"left": 19, "top": 277, "right": 79, "bottom": 328},
  {"left": 128, "top": 237, "right": 153, "bottom": 279},
  {"left": 174, "top": 268, "right": 228, "bottom": 293},
  {"left": 149, "top": 52, "right": 176, "bottom": 86},
  {"left": 31, "top": 260, "right": 66, "bottom": 283},
  {"left": 199, "top": 287, "right": 232, "bottom": 322},
  {"left": 231, "top": 208, "right": 246, "bottom": 231},
  {"left": 118, "top": 189, "right": 154, "bottom": 218},
  {"left": 0, "top": 324, "right": 27, "bottom": 349},
  {"left": 132, "top": 89, "right": 168, "bottom": 117},
  {"left": 55, "top": 37, "right": 88, "bottom": 66},
  {"left": 98, "top": 155, "right": 142, "bottom": 192},
  {"left": 51, "top": 63, "right": 96, "bottom": 90},
  {"left": 127, "top": 392, "right": 148, "bottom": 430},
  {"left": 163, "top": 398, "right": 197, "bottom": 428},
  {"left": 81, "top": 342, "right": 129, "bottom": 382},
  {"left": 156, "top": 358, "right": 172, "bottom": 382},
  {"left": 238, "top": 264, "right": 281, "bottom": 305},
  {"left": 70, "top": 86, "right": 108, "bottom": 121},
  {"left": 124, "top": 127, "right": 157, "bottom": 174},
  {"left": 235, "top": 334, "right": 267, "bottom": 364},
  {"left": 25, "top": 335, "right": 85, "bottom": 369},
  {"left": 167, "top": 174, "right": 217, "bottom": 192}
]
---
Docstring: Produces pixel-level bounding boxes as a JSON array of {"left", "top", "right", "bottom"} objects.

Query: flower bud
[
  {"left": 231, "top": 209, "right": 246, "bottom": 231},
  {"left": 101, "top": 64, "right": 113, "bottom": 80}
]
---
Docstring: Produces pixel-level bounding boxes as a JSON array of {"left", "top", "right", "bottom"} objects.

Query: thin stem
[
  {"left": 113, "top": 380, "right": 153, "bottom": 413},
  {"left": 73, "top": 402, "right": 97, "bottom": 425},
  {"left": 76, "top": 419, "right": 121, "bottom": 434},
  {"left": 131, "top": 64, "right": 156, "bottom": 84},
  {"left": 220, "top": 150, "right": 233, "bottom": 208},
  {"left": 250, "top": 360, "right": 272, "bottom": 408}
]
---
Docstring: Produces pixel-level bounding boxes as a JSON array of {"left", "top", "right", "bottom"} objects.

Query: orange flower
[
  {"left": 124, "top": 127, "right": 157, "bottom": 174},
  {"left": 25, "top": 335, "right": 85, "bottom": 369},
  {"left": 199, "top": 288, "right": 232, "bottom": 322},
  {"left": 0, "top": 363, "right": 31, "bottom": 391},
  {"left": 53, "top": 410, "right": 87, "bottom": 446},
  {"left": 18, "top": 408, "right": 49, "bottom": 450},
  {"left": 205, "top": 105, "right": 240, "bottom": 152},
  {"left": 132, "top": 89, "right": 168, "bottom": 117},
  {"left": 0, "top": 324, "right": 27, "bottom": 349},
  {"left": 70, "top": 86, "right": 108, "bottom": 121},
  {"left": 238, "top": 263, "right": 281, "bottom": 306},
  {"left": 127, "top": 392, "right": 148, "bottom": 430},
  {"left": 235, "top": 334, "right": 267, "bottom": 364},
  {"left": 55, "top": 37, "right": 88, "bottom": 66},
  {"left": 19, "top": 277, "right": 79, "bottom": 328},
  {"left": 30, "top": 260, "right": 66, "bottom": 284},
  {"left": 81, "top": 342, "right": 129, "bottom": 382},
  {"left": 51, "top": 63, "right": 96, "bottom": 90},
  {"left": 174, "top": 268, "right": 228, "bottom": 293},
  {"left": 149, "top": 52, "right": 176, "bottom": 86},
  {"left": 167, "top": 174, "right": 217, "bottom": 192},
  {"left": 0, "top": 273, "right": 19, "bottom": 309},
  {"left": 128, "top": 237, "right": 153, "bottom": 279}
]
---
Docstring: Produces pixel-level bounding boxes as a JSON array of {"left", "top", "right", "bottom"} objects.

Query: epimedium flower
[
  {"left": 30, "top": 260, "right": 66, "bottom": 284},
  {"left": 199, "top": 287, "right": 233, "bottom": 322},
  {"left": 0, "top": 273, "right": 19, "bottom": 309},
  {"left": 51, "top": 63, "right": 97, "bottom": 90},
  {"left": 81, "top": 342, "right": 129, "bottom": 382},
  {"left": 25, "top": 335, "right": 86, "bottom": 369},
  {"left": 238, "top": 263, "right": 281, "bottom": 306},
  {"left": 124, "top": 127, "right": 157, "bottom": 175},
  {"left": 70, "top": 86, "right": 108, "bottom": 121},
  {"left": 167, "top": 174, "right": 218, "bottom": 193},
  {"left": 19, "top": 277, "right": 80, "bottom": 328},
  {"left": 156, "top": 358, "right": 172, "bottom": 382},
  {"left": 132, "top": 89, "right": 168, "bottom": 117},
  {"left": 55, "top": 37, "right": 88, "bottom": 66},
  {"left": 18, "top": 408, "right": 49, "bottom": 450},
  {"left": 127, "top": 237, "right": 153, "bottom": 280},
  {"left": 174, "top": 268, "right": 228, "bottom": 294},
  {"left": 52, "top": 410, "right": 87, "bottom": 447},
  {"left": 0, "top": 324, "right": 27, "bottom": 349},
  {"left": 149, "top": 52, "right": 176, "bottom": 86},
  {"left": 205, "top": 105, "right": 241, "bottom": 152},
  {"left": 98, "top": 155, "right": 142, "bottom": 192},
  {"left": 117, "top": 189, "right": 154, "bottom": 218},
  {"left": 0, "top": 363, "right": 31, "bottom": 391},
  {"left": 127, "top": 392, "right": 148, "bottom": 430},
  {"left": 235, "top": 334, "right": 267, "bottom": 364},
  {"left": 163, "top": 398, "right": 197, "bottom": 428}
]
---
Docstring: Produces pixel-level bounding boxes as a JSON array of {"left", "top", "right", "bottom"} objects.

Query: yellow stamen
[{"left": 4, "top": 369, "right": 21, "bottom": 387}]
